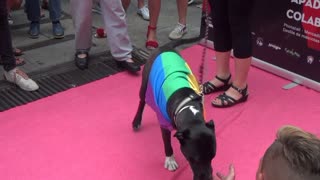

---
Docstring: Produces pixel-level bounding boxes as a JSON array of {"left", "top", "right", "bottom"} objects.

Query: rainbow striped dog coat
[{"left": 145, "top": 51, "right": 201, "bottom": 130}]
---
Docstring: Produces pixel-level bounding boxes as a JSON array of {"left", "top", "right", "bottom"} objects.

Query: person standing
[
  {"left": 70, "top": 0, "right": 140, "bottom": 73},
  {"left": 146, "top": 0, "right": 189, "bottom": 49},
  {"left": 25, "top": 0, "right": 64, "bottom": 39},
  {"left": 1, "top": 0, "right": 39, "bottom": 91},
  {"left": 201, "top": 0, "right": 253, "bottom": 108}
]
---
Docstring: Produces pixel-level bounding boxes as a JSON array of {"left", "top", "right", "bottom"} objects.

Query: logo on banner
[
  {"left": 307, "top": 56, "right": 314, "bottom": 64},
  {"left": 268, "top": 43, "right": 282, "bottom": 50},
  {"left": 285, "top": 48, "right": 301, "bottom": 58},
  {"left": 256, "top": 37, "right": 264, "bottom": 46}
]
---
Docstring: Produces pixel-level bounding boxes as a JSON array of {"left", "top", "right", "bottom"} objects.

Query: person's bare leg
[
  {"left": 137, "top": 0, "right": 145, "bottom": 9},
  {"left": 147, "top": 0, "right": 160, "bottom": 42},
  {"left": 176, "top": 0, "right": 187, "bottom": 25},
  {"left": 122, "top": 0, "right": 131, "bottom": 11},
  {"left": 207, "top": 51, "right": 231, "bottom": 87},
  {"left": 212, "top": 56, "right": 251, "bottom": 105}
]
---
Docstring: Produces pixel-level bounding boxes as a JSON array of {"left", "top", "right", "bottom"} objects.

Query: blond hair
[
  {"left": 262, "top": 125, "right": 320, "bottom": 180},
  {"left": 277, "top": 126, "right": 320, "bottom": 175}
]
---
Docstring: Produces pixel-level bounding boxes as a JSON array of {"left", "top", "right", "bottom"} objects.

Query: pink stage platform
[{"left": 0, "top": 45, "right": 319, "bottom": 180}]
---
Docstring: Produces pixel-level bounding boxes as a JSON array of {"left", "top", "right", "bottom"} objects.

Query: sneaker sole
[
  {"left": 54, "top": 35, "right": 65, "bottom": 39},
  {"left": 137, "top": 12, "right": 150, "bottom": 21},
  {"left": 168, "top": 31, "right": 187, "bottom": 40},
  {"left": 29, "top": 35, "right": 40, "bottom": 39}
]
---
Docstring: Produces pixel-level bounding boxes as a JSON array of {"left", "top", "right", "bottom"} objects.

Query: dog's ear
[
  {"left": 174, "top": 129, "right": 190, "bottom": 143},
  {"left": 205, "top": 120, "right": 215, "bottom": 131}
]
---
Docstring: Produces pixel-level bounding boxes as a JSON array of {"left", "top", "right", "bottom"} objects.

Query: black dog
[{"left": 132, "top": 38, "right": 217, "bottom": 180}]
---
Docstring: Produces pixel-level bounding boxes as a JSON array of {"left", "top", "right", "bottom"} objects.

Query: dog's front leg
[{"left": 161, "top": 127, "right": 179, "bottom": 171}]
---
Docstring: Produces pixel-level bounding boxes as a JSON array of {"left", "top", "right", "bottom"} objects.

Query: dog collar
[
  {"left": 173, "top": 93, "right": 203, "bottom": 124},
  {"left": 173, "top": 96, "right": 192, "bottom": 126}
]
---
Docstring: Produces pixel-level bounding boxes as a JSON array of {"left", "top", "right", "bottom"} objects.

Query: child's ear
[
  {"left": 256, "top": 159, "right": 264, "bottom": 180},
  {"left": 256, "top": 172, "right": 264, "bottom": 180}
]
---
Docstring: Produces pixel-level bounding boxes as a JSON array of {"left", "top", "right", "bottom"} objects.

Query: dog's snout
[{"left": 193, "top": 173, "right": 213, "bottom": 180}]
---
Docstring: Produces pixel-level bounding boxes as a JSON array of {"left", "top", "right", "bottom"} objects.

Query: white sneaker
[
  {"left": 169, "top": 23, "right": 187, "bottom": 40},
  {"left": 137, "top": 5, "right": 150, "bottom": 21},
  {"left": 4, "top": 68, "right": 39, "bottom": 91},
  {"left": 188, "top": 0, "right": 194, "bottom": 5}
]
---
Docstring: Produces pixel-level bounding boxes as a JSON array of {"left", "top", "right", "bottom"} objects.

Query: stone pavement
[{"left": 1, "top": 0, "right": 204, "bottom": 80}]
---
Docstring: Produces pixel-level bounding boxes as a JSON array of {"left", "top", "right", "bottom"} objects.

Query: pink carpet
[{"left": 0, "top": 45, "right": 319, "bottom": 180}]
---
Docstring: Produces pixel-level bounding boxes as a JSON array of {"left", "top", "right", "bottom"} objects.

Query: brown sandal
[{"left": 15, "top": 57, "right": 26, "bottom": 66}]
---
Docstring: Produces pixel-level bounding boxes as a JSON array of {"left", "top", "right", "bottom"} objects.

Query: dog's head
[{"left": 174, "top": 120, "right": 216, "bottom": 180}]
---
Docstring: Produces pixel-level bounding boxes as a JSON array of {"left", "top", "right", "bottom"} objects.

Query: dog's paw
[{"left": 164, "top": 155, "right": 179, "bottom": 171}]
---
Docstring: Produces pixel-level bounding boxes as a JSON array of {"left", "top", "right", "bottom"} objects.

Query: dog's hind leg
[
  {"left": 132, "top": 100, "right": 145, "bottom": 131},
  {"left": 161, "top": 128, "right": 179, "bottom": 171}
]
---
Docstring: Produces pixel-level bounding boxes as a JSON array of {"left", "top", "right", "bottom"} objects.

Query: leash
[{"left": 199, "top": 0, "right": 210, "bottom": 92}]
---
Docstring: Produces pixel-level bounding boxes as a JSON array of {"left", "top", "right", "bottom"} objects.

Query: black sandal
[
  {"left": 211, "top": 84, "right": 248, "bottom": 108},
  {"left": 202, "top": 74, "right": 231, "bottom": 95},
  {"left": 75, "top": 51, "right": 89, "bottom": 70}
]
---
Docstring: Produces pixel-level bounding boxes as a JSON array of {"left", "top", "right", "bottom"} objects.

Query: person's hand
[{"left": 216, "top": 164, "right": 235, "bottom": 180}]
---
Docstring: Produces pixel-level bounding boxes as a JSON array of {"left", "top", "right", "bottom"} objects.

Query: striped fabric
[{"left": 145, "top": 51, "right": 201, "bottom": 130}]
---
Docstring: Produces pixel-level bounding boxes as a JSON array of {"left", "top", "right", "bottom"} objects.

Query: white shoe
[
  {"left": 4, "top": 68, "right": 39, "bottom": 91},
  {"left": 188, "top": 0, "right": 194, "bottom": 5},
  {"left": 168, "top": 23, "right": 187, "bottom": 40},
  {"left": 137, "top": 5, "right": 150, "bottom": 21}
]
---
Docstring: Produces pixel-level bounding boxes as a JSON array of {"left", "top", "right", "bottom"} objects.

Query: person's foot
[
  {"left": 4, "top": 68, "right": 39, "bottom": 91},
  {"left": 15, "top": 57, "right": 26, "bottom": 66},
  {"left": 137, "top": 5, "right": 150, "bottom": 21},
  {"left": 75, "top": 51, "right": 89, "bottom": 70},
  {"left": 29, "top": 21, "right": 40, "bottom": 39},
  {"left": 211, "top": 84, "right": 248, "bottom": 107},
  {"left": 94, "top": 28, "right": 107, "bottom": 38},
  {"left": 0, "top": 57, "right": 25, "bottom": 66},
  {"left": 146, "top": 26, "right": 158, "bottom": 49},
  {"left": 116, "top": 59, "right": 141, "bottom": 73},
  {"left": 202, "top": 74, "right": 231, "bottom": 94},
  {"left": 52, "top": 21, "right": 64, "bottom": 39},
  {"left": 169, "top": 23, "right": 187, "bottom": 40}
]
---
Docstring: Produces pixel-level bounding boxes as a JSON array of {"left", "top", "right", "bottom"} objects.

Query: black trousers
[
  {"left": 0, "top": 0, "right": 16, "bottom": 71},
  {"left": 209, "top": 0, "right": 253, "bottom": 58}
]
